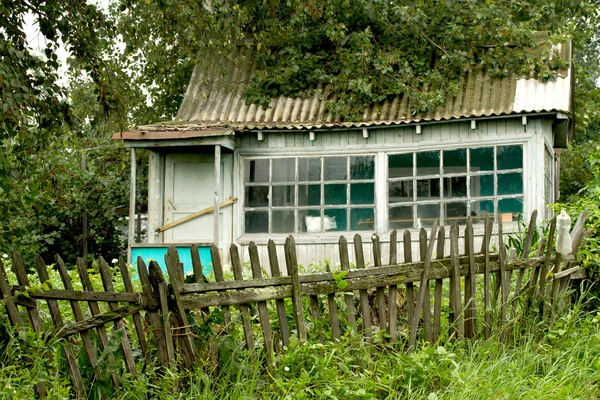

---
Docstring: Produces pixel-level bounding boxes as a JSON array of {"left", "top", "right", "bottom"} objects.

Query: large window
[
  {"left": 388, "top": 145, "right": 524, "bottom": 229},
  {"left": 244, "top": 156, "right": 375, "bottom": 233}
]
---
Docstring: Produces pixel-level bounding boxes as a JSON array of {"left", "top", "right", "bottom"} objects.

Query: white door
[{"left": 163, "top": 154, "right": 222, "bottom": 243}]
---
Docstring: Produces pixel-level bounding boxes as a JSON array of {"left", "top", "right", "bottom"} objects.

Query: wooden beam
[{"left": 156, "top": 197, "right": 237, "bottom": 233}]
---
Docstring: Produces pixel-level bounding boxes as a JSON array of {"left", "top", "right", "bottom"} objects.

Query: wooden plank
[
  {"left": 285, "top": 235, "right": 306, "bottom": 343},
  {"left": 570, "top": 210, "right": 588, "bottom": 255},
  {"left": 249, "top": 242, "right": 273, "bottom": 360},
  {"left": 11, "top": 252, "right": 48, "bottom": 398},
  {"left": 34, "top": 256, "right": 85, "bottom": 399},
  {"left": 449, "top": 224, "right": 463, "bottom": 340},
  {"left": 388, "top": 230, "right": 399, "bottom": 343},
  {"left": 268, "top": 239, "right": 291, "bottom": 347},
  {"left": 372, "top": 234, "right": 387, "bottom": 332},
  {"left": 8, "top": 288, "right": 154, "bottom": 305},
  {"left": 310, "top": 294, "right": 324, "bottom": 343},
  {"left": 157, "top": 281, "right": 175, "bottom": 367},
  {"left": 403, "top": 230, "right": 414, "bottom": 325},
  {"left": 538, "top": 217, "right": 557, "bottom": 306},
  {"left": 354, "top": 234, "right": 372, "bottom": 338},
  {"left": 512, "top": 211, "right": 538, "bottom": 319},
  {"left": 338, "top": 236, "right": 356, "bottom": 331},
  {"left": 325, "top": 261, "right": 341, "bottom": 342},
  {"left": 190, "top": 245, "right": 210, "bottom": 323},
  {"left": 464, "top": 217, "right": 477, "bottom": 339},
  {"left": 0, "top": 258, "right": 23, "bottom": 327},
  {"left": 164, "top": 248, "right": 197, "bottom": 367},
  {"left": 118, "top": 257, "right": 150, "bottom": 366},
  {"left": 97, "top": 257, "right": 138, "bottom": 376},
  {"left": 409, "top": 222, "right": 438, "bottom": 350},
  {"left": 157, "top": 197, "right": 237, "bottom": 232},
  {"left": 230, "top": 244, "right": 255, "bottom": 351},
  {"left": 433, "top": 227, "right": 445, "bottom": 343},
  {"left": 497, "top": 220, "right": 507, "bottom": 341},
  {"left": 419, "top": 228, "right": 433, "bottom": 343},
  {"left": 137, "top": 258, "right": 169, "bottom": 367},
  {"left": 211, "top": 244, "right": 231, "bottom": 330},
  {"left": 482, "top": 217, "right": 493, "bottom": 339},
  {"left": 57, "top": 305, "right": 143, "bottom": 338}
]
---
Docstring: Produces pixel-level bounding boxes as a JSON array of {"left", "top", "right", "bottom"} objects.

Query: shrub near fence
[{"left": 0, "top": 210, "right": 589, "bottom": 398}]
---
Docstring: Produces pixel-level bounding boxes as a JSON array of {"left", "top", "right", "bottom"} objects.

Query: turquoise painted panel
[{"left": 131, "top": 246, "right": 212, "bottom": 277}]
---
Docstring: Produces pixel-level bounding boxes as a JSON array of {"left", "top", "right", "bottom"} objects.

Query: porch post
[
  {"left": 214, "top": 145, "right": 221, "bottom": 248},
  {"left": 127, "top": 148, "right": 136, "bottom": 264}
]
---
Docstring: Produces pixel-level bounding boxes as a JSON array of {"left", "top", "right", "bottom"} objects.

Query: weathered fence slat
[
  {"left": 249, "top": 242, "right": 274, "bottom": 360},
  {"left": 285, "top": 235, "right": 306, "bottom": 343},
  {"left": 433, "top": 226, "right": 445, "bottom": 343},
  {"left": 372, "top": 234, "right": 387, "bottom": 332},
  {"left": 230, "top": 244, "right": 255, "bottom": 351},
  {"left": 268, "top": 239, "right": 291, "bottom": 347},
  {"left": 98, "top": 257, "right": 138, "bottom": 376},
  {"left": 497, "top": 220, "right": 508, "bottom": 342},
  {"left": 403, "top": 230, "right": 414, "bottom": 325},
  {"left": 512, "top": 211, "right": 537, "bottom": 319},
  {"left": 354, "top": 234, "right": 372, "bottom": 338},
  {"left": 418, "top": 228, "right": 433, "bottom": 343},
  {"left": 388, "top": 229, "right": 399, "bottom": 343},
  {"left": 482, "top": 217, "right": 493, "bottom": 339},
  {"left": 211, "top": 244, "right": 231, "bottom": 331},
  {"left": 539, "top": 217, "right": 557, "bottom": 312},
  {"left": 449, "top": 223, "right": 463, "bottom": 340},
  {"left": 339, "top": 236, "right": 357, "bottom": 332},
  {"left": 191, "top": 244, "right": 210, "bottom": 319},
  {"left": 325, "top": 262, "right": 341, "bottom": 342},
  {"left": 150, "top": 261, "right": 175, "bottom": 367},
  {"left": 0, "top": 259, "right": 23, "bottom": 327},
  {"left": 464, "top": 217, "right": 477, "bottom": 339},
  {"left": 35, "top": 256, "right": 85, "bottom": 399}
]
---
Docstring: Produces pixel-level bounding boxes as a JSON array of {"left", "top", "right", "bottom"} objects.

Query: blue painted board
[{"left": 131, "top": 246, "right": 213, "bottom": 278}]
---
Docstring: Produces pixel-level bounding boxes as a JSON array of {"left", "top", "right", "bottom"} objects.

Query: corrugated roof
[{"left": 154, "top": 42, "right": 572, "bottom": 132}]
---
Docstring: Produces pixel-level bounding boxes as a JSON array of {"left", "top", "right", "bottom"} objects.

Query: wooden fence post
[
  {"left": 268, "top": 239, "right": 291, "bottom": 347},
  {"left": 354, "top": 234, "right": 372, "bottom": 338},
  {"left": 403, "top": 230, "right": 414, "bottom": 326},
  {"left": 149, "top": 261, "right": 175, "bottom": 367},
  {"left": 249, "top": 242, "right": 274, "bottom": 360},
  {"left": 464, "top": 217, "right": 477, "bottom": 339},
  {"left": 372, "top": 234, "right": 387, "bottom": 332},
  {"left": 482, "top": 217, "right": 493, "bottom": 339},
  {"left": 388, "top": 230, "right": 399, "bottom": 343},
  {"left": 433, "top": 226, "right": 445, "bottom": 342},
  {"left": 449, "top": 224, "right": 463, "bottom": 340},
  {"left": 339, "top": 236, "right": 357, "bottom": 332},
  {"left": 325, "top": 261, "right": 341, "bottom": 342},
  {"left": 285, "top": 235, "right": 306, "bottom": 343},
  {"left": 230, "top": 244, "right": 255, "bottom": 351},
  {"left": 418, "top": 228, "right": 433, "bottom": 343}
]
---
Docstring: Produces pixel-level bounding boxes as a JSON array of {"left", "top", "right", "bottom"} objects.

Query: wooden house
[{"left": 114, "top": 43, "right": 573, "bottom": 269}]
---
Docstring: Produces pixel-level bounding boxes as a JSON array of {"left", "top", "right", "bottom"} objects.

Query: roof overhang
[{"left": 112, "top": 129, "right": 235, "bottom": 150}]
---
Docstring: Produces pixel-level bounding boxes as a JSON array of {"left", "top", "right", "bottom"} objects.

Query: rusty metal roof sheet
[{"left": 152, "top": 42, "right": 572, "bottom": 132}]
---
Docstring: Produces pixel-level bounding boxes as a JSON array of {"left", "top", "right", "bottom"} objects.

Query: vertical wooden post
[
  {"left": 539, "top": 217, "right": 557, "bottom": 309},
  {"left": 419, "top": 228, "right": 433, "bottom": 343},
  {"left": 249, "top": 242, "right": 274, "bottom": 360},
  {"left": 512, "top": 210, "right": 537, "bottom": 319},
  {"left": 498, "top": 220, "right": 508, "bottom": 341},
  {"left": 449, "top": 224, "right": 463, "bottom": 340},
  {"left": 482, "top": 217, "right": 493, "bottom": 339},
  {"left": 285, "top": 236, "right": 306, "bottom": 343},
  {"left": 149, "top": 261, "right": 175, "bottom": 367},
  {"left": 230, "top": 244, "right": 255, "bottom": 351},
  {"left": 372, "top": 234, "right": 387, "bottom": 331},
  {"left": 338, "top": 236, "right": 356, "bottom": 331},
  {"left": 403, "top": 230, "right": 414, "bottom": 324},
  {"left": 409, "top": 222, "right": 438, "bottom": 350},
  {"left": 325, "top": 261, "right": 341, "bottom": 342},
  {"left": 388, "top": 230, "right": 399, "bottom": 343},
  {"left": 464, "top": 217, "right": 477, "bottom": 339},
  {"left": 354, "top": 234, "right": 372, "bottom": 338},
  {"left": 0, "top": 259, "right": 24, "bottom": 327},
  {"left": 433, "top": 226, "right": 445, "bottom": 342},
  {"left": 128, "top": 148, "right": 136, "bottom": 264},
  {"left": 268, "top": 239, "right": 291, "bottom": 347},
  {"left": 190, "top": 244, "right": 210, "bottom": 319},
  {"left": 211, "top": 244, "right": 231, "bottom": 329}
]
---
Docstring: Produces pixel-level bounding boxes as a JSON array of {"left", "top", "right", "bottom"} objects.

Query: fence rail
[{"left": 0, "top": 210, "right": 589, "bottom": 398}]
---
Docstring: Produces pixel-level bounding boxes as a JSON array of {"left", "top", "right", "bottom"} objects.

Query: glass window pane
[
  {"left": 324, "top": 157, "right": 347, "bottom": 181},
  {"left": 272, "top": 158, "right": 295, "bottom": 182},
  {"left": 443, "top": 176, "right": 467, "bottom": 198},
  {"left": 351, "top": 208, "right": 375, "bottom": 231},
  {"left": 470, "top": 199, "right": 495, "bottom": 222},
  {"left": 443, "top": 149, "right": 467, "bottom": 173},
  {"left": 298, "top": 158, "right": 321, "bottom": 181},
  {"left": 324, "top": 184, "right": 347, "bottom": 205},
  {"left": 445, "top": 202, "right": 468, "bottom": 225},
  {"left": 245, "top": 211, "right": 268, "bottom": 233},
  {"left": 470, "top": 175, "right": 494, "bottom": 197},
  {"left": 417, "top": 204, "right": 440, "bottom": 227},
  {"left": 351, "top": 183, "right": 374, "bottom": 204},
  {"left": 497, "top": 145, "right": 523, "bottom": 170},
  {"left": 272, "top": 210, "right": 295, "bottom": 233},
  {"left": 417, "top": 178, "right": 440, "bottom": 200},
  {"left": 389, "top": 181, "right": 413, "bottom": 203},
  {"left": 416, "top": 151, "right": 440, "bottom": 176},
  {"left": 272, "top": 185, "right": 295, "bottom": 207},
  {"left": 389, "top": 153, "right": 413, "bottom": 178},
  {"left": 245, "top": 186, "right": 269, "bottom": 207},
  {"left": 498, "top": 172, "right": 523, "bottom": 195},
  {"left": 470, "top": 147, "right": 494, "bottom": 172},
  {"left": 324, "top": 208, "right": 346, "bottom": 231},
  {"left": 244, "top": 159, "right": 269, "bottom": 182},
  {"left": 350, "top": 156, "right": 375, "bottom": 180},
  {"left": 498, "top": 197, "right": 523, "bottom": 222},
  {"left": 299, "top": 209, "right": 321, "bottom": 233},
  {"left": 389, "top": 206, "right": 413, "bottom": 229},
  {"left": 298, "top": 184, "right": 321, "bottom": 206}
]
